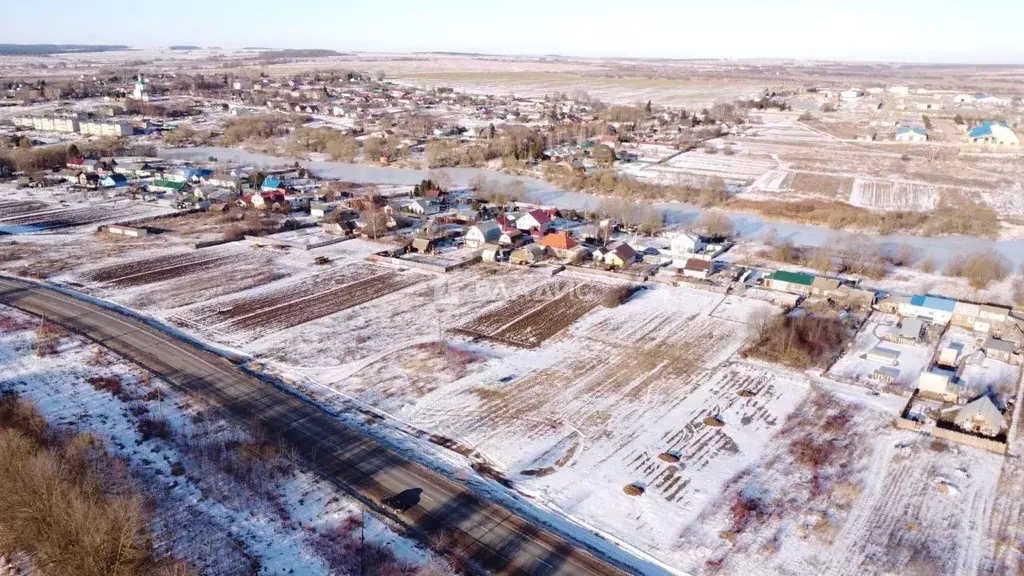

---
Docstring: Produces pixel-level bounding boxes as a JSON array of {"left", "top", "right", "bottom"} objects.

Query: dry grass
[{"left": 0, "top": 393, "right": 193, "bottom": 576}]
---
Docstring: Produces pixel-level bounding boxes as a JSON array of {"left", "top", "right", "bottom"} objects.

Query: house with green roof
[
  {"left": 764, "top": 270, "right": 817, "bottom": 296},
  {"left": 148, "top": 179, "right": 187, "bottom": 193}
]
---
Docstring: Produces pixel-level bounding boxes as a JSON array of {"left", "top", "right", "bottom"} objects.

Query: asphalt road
[{"left": 0, "top": 277, "right": 634, "bottom": 576}]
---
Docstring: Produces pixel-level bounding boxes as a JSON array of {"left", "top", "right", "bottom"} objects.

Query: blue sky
[{"left": 1, "top": 0, "right": 1022, "bottom": 63}]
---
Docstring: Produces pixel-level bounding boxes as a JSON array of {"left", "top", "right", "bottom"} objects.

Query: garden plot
[
  {"left": 849, "top": 178, "right": 940, "bottom": 211},
  {"left": 675, "top": 389, "right": 1002, "bottom": 576},
  {"left": 190, "top": 263, "right": 429, "bottom": 340},
  {"left": 0, "top": 200, "right": 171, "bottom": 232},
  {"left": 394, "top": 286, "right": 806, "bottom": 566},
  {"left": 828, "top": 312, "right": 936, "bottom": 392},
  {"left": 0, "top": 199, "right": 50, "bottom": 219},
  {"left": 660, "top": 150, "right": 775, "bottom": 179},
  {"left": 456, "top": 276, "right": 617, "bottom": 348},
  {"left": 751, "top": 170, "right": 790, "bottom": 192}
]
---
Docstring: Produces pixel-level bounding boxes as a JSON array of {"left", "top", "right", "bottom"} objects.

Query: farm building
[
  {"left": 953, "top": 395, "right": 1005, "bottom": 437},
  {"left": 983, "top": 338, "right": 1015, "bottom": 363},
  {"left": 682, "top": 259, "right": 713, "bottom": 280},
  {"left": 888, "top": 86, "right": 910, "bottom": 96},
  {"left": 104, "top": 224, "right": 148, "bottom": 238},
  {"left": 966, "top": 122, "right": 1019, "bottom": 147},
  {"left": 887, "top": 318, "right": 925, "bottom": 344},
  {"left": 918, "top": 370, "right": 956, "bottom": 402},
  {"left": 480, "top": 244, "right": 511, "bottom": 263},
  {"left": 465, "top": 220, "right": 501, "bottom": 248},
  {"left": 938, "top": 345, "right": 961, "bottom": 368},
  {"left": 866, "top": 346, "right": 900, "bottom": 366},
  {"left": 896, "top": 295, "right": 957, "bottom": 324},
  {"left": 840, "top": 89, "right": 864, "bottom": 100},
  {"left": 764, "top": 270, "right": 815, "bottom": 296},
  {"left": 410, "top": 237, "right": 437, "bottom": 254},
  {"left": 895, "top": 127, "right": 927, "bottom": 143}
]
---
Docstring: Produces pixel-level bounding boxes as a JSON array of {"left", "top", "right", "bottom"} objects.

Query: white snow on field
[
  {"left": 849, "top": 178, "right": 939, "bottom": 211},
  {"left": 378, "top": 285, "right": 811, "bottom": 569},
  {"left": 0, "top": 305, "right": 447, "bottom": 576},
  {"left": 829, "top": 312, "right": 937, "bottom": 392},
  {"left": 751, "top": 169, "right": 789, "bottom": 192}
]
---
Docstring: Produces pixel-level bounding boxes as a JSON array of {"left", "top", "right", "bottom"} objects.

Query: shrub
[
  {"left": 137, "top": 417, "right": 171, "bottom": 442},
  {"left": 744, "top": 314, "right": 848, "bottom": 369},
  {"left": 602, "top": 284, "right": 641, "bottom": 308},
  {"left": 88, "top": 375, "right": 125, "bottom": 399},
  {"left": 946, "top": 249, "right": 1010, "bottom": 289},
  {"left": 0, "top": 394, "right": 188, "bottom": 576}
]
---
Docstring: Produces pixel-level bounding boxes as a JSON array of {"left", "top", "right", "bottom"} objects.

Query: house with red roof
[
  {"left": 537, "top": 230, "right": 588, "bottom": 261},
  {"left": 515, "top": 209, "right": 552, "bottom": 233}
]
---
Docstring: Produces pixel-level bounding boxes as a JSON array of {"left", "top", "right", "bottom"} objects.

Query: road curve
[{"left": 0, "top": 277, "right": 638, "bottom": 576}]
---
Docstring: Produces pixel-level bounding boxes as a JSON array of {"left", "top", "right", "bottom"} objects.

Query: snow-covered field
[
  {"left": 849, "top": 178, "right": 940, "bottom": 211},
  {"left": 0, "top": 305, "right": 449, "bottom": 576}
]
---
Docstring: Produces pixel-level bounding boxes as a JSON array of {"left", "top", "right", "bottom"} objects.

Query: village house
[
  {"left": 406, "top": 199, "right": 440, "bottom": 216},
  {"left": 682, "top": 258, "right": 714, "bottom": 280},
  {"left": 261, "top": 176, "right": 285, "bottom": 191},
  {"left": 952, "top": 395, "right": 1005, "bottom": 438},
  {"left": 465, "top": 220, "right": 501, "bottom": 248},
  {"left": 896, "top": 295, "right": 957, "bottom": 325},
  {"left": 515, "top": 209, "right": 552, "bottom": 233},
  {"left": 810, "top": 277, "right": 841, "bottom": 298},
  {"left": 536, "top": 231, "right": 580, "bottom": 259},
  {"left": 510, "top": 244, "right": 546, "bottom": 265},
  {"left": 100, "top": 173, "right": 129, "bottom": 188},
  {"left": 895, "top": 127, "right": 927, "bottom": 143},
  {"left": 310, "top": 202, "right": 333, "bottom": 218},
  {"left": 763, "top": 270, "right": 815, "bottom": 296},
  {"left": 604, "top": 243, "right": 638, "bottom": 269},
  {"left": 669, "top": 231, "right": 706, "bottom": 255},
  {"left": 950, "top": 302, "right": 1012, "bottom": 335},
  {"left": 983, "top": 338, "right": 1015, "bottom": 364},
  {"left": 148, "top": 179, "right": 187, "bottom": 194},
  {"left": 498, "top": 229, "right": 525, "bottom": 247}
]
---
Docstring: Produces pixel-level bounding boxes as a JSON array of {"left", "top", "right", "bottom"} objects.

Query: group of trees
[
  {"left": 219, "top": 115, "right": 300, "bottom": 146},
  {"left": 283, "top": 127, "right": 358, "bottom": 161}
]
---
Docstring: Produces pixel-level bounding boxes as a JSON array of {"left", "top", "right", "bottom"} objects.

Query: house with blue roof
[
  {"left": 100, "top": 173, "right": 129, "bottom": 188},
  {"left": 967, "top": 121, "right": 1019, "bottom": 147},
  {"left": 261, "top": 176, "right": 284, "bottom": 191},
  {"left": 895, "top": 127, "right": 927, "bottom": 143},
  {"left": 897, "top": 294, "right": 958, "bottom": 324}
]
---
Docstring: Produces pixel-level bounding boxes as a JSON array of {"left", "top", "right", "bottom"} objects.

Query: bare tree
[
  {"left": 697, "top": 211, "right": 735, "bottom": 238},
  {"left": 427, "top": 169, "right": 453, "bottom": 191}
]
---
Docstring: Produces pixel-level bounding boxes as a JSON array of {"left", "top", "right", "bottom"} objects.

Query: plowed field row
[
  {"left": 225, "top": 272, "right": 424, "bottom": 334},
  {"left": 189, "top": 263, "right": 378, "bottom": 323}
]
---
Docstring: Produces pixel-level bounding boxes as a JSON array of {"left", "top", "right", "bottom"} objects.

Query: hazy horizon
[{"left": 2, "top": 0, "right": 1023, "bottom": 64}]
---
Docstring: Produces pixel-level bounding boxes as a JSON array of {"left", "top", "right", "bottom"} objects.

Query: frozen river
[{"left": 160, "top": 147, "right": 1024, "bottom": 268}]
